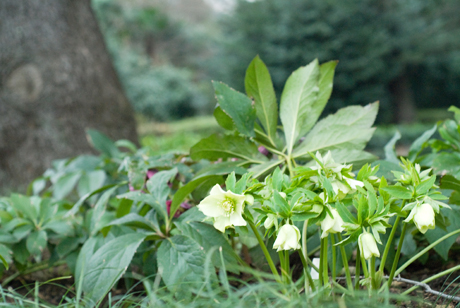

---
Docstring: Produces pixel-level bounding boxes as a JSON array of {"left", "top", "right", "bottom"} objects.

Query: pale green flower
[
  {"left": 358, "top": 232, "right": 380, "bottom": 260},
  {"left": 197, "top": 184, "right": 247, "bottom": 232},
  {"left": 273, "top": 224, "right": 301, "bottom": 251},
  {"left": 404, "top": 202, "right": 435, "bottom": 234},
  {"left": 320, "top": 206, "right": 344, "bottom": 238}
]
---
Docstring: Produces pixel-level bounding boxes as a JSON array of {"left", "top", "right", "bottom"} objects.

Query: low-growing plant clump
[{"left": 1, "top": 57, "right": 460, "bottom": 307}]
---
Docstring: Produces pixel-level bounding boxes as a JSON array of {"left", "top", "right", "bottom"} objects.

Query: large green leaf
[
  {"left": 107, "top": 213, "right": 158, "bottom": 232},
  {"left": 433, "top": 152, "right": 460, "bottom": 178},
  {"left": 175, "top": 221, "right": 239, "bottom": 273},
  {"left": 146, "top": 168, "right": 178, "bottom": 219},
  {"left": 86, "top": 129, "right": 121, "bottom": 158},
  {"left": 10, "top": 194, "right": 37, "bottom": 222},
  {"left": 425, "top": 206, "right": 460, "bottom": 260},
  {"left": 190, "top": 134, "right": 268, "bottom": 164},
  {"left": 82, "top": 233, "right": 146, "bottom": 304},
  {"left": 280, "top": 59, "right": 320, "bottom": 154},
  {"left": 440, "top": 175, "right": 460, "bottom": 192},
  {"left": 26, "top": 230, "right": 47, "bottom": 256},
  {"left": 52, "top": 171, "right": 82, "bottom": 200},
  {"left": 293, "top": 103, "right": 378, "bottom": 158},
  {"left": 90, "top": 186, "right": 118, "bottom": 236},
  {"left": 157, "top": 235, "right": 206, "bottom": 289},
  {"left": 245, "top": 55, "right": 278, "bottom": 141},
  {"left": 77, "top": 170, "right": 107, "bottom": 199},
  {"left": 213, "top": 81, "right": 256, "bottom": 137},
  {"left": 213, "top": 106, "right": 234, "bottom": 131}
]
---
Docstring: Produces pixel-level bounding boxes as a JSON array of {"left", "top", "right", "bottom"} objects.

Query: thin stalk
[
  {"left": 396, "top": 228, "right": 460, "bottom": 277},
  {"left": 355, "top": 246, "right": 361, "bottom": 290},
  {"left": 370, "top": 257, "right": 376, "bottom": 290},
  {"left": 302, "top": 220, "right": 309, "bottom": 262},
  {"left": 402, "top": 264, "right": 460, "bottom": 296},
  {"left": 361, "top": 255, "right": 369, "bottom": 278},
  {"left": 331, "top": 234, "right": 337, "bottom": 282},
  {"left": 298, "top": 249, "right": 316, "bottom": 292},
  {"left": 285, "top": 250, "right": 290, "bottom": 281},
  {"left": 319, "top": 238, "right": 324, "bottom": 285},
  {"left": 337, "top": 233, "right": 353, "bottom": 291},
  {"left": 322, "top": 237, "right": 329, "bottom": 286},
  {"left": 279, "top": 251, "right": 287, "bottom": 283},
  {"left": 247, "top": 219, "right": 281, "bottom": 283},
  {"left": 286, "top": 156, "right": 294, "bottom": 178},
  {"left": 387, "top": 222, "right": 407, "bottom": 288},
  {"left": 379, "top": 215, "right": 401, "bottom": 272}
]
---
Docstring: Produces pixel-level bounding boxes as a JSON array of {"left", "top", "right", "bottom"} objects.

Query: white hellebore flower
[
  {"left": 273, "top": 224, "right": 301, "bottom": 252},
  {"left": 358, "top": 232, "right": 380, "bottom": 260},
  {"left": 405, "top": 202, "right": 435, "bottom": 234},
  {"left": 197, "top": 184, "right": 247, "bottom": 232},
  {"left": 320, "top": 207, "right": 345, "bottom": 238}
]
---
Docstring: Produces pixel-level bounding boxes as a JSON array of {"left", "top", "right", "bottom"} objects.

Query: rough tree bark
[{"left": 0, "top": 0, "right": 138, "bottom": 191}]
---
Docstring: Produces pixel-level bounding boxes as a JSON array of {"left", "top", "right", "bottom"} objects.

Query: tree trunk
[
  {"left": 389, "top": 73, "right": 417, "bottom": 124},
  {"left": 0, "top": 0, "right": 138, "bottom": 191}
]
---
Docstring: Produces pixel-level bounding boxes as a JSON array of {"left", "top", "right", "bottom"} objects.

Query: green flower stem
[
  {"left": 285, "top": 250, "right": 290, "bottom": 281},
  {"left": 379, "top": 214, "right": 402, "bottom": 272},
  {"left": 278, "top": 251, "right": 287, "bottom": 283},
  {"left": 302, "top": 220, "right": 309, "bottom": 262},
  {"left": 387, "top": 222, "right": 407, "bottom": 288},
  {"left": 298, "top": 249, "right": 316, "bottom": 292},
  {"left": 322, "top": 237, "right": 329, "bottom": 286},
  {"left": 319, "top": 238, "right": 324, "bottom": 285},
  {"left": 286, "top": 156, "right": 295, "bottom": 178},
  {"left": 247, "top": 219, "right": 281, "bottom": 283},
  {"left": 331, "top": 234, "right": 337, "bottom": 282},
  {"left": 354, "top": 247, "right": 361, "bottom": 290},
  {"left": 361, "top": 255, "right": 369, "bottom": 278},
  {"left": 401, "top": 264, "right": 460, "bottom": 296},
  {"left": 370, "top": 256, "right": 376, "bottom": 290},
  {"left": 337, "top": 233, "right": 353, "bottom": 291},
  {"left": 395, "top": 228, "right": 460, "bottom": 278}
]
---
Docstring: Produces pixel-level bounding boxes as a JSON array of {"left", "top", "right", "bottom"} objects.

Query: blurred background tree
[
  {"left": 0, "top": 0, "right": 138, "bottom": 191},
  {"left": 90, "top": 0, "right": 460, "bottom": 124}
]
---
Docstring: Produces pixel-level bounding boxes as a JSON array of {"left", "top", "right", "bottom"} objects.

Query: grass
[{"left": 137, "top": 115, "right": 223, "bottom": 155}]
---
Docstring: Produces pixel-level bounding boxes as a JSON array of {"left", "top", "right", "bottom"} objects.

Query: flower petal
[
  {"left": 213, "top": 216, "right": 231, "bottom": 233},
  {"left": 197, "top": 195, "right": 225, "bottom": 217}
]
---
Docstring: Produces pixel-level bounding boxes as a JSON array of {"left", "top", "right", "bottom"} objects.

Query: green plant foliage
[{"left": 192, "top": 57, "right": 377, "bottom": 179}]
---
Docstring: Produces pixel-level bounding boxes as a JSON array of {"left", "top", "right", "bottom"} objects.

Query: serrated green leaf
[
  {"left": 146, "top": 168, "right": 178, "bottom": 219},
  {"left": 53, "top": 171, "right": 82, "bottom": 200},
  {"left": 381, "top": 186, "right": 412, "bottom": 199},
  {"left": 248, "top": 159, "right": 283, "bottom": 179},
  {"left": 440, "top": 175, "right": 460, "bottom": 192},
  {"left": 213, "top": 106, "right": 234, "bottom": 131},
  {"left": 86, "top": 129, "right": 121, "bottom": 158},
  {"left": 175, "top": 221, "right": 239, "bottom": 273},
  {"left": 280, "top": 59, "right": 320, "bottom": 154},
  {"left": 157, "top": 235, "right": 206, "bottom": 289},
  {"left": 10, "top": 194, "right": 37, "bottom": 222},
  {"left": 82, "top": 233, "right": 146, "bottom": 304},
  {"left": 273, "top": 191, "right": 290, "bottom": 216},
  {"left": 190, "top": 134, "right": 267, "bottom": 163},
  {"left": 335, "top": 202, "right": 357, "bottom": 224},
  {"left": 77, "top": 170, "right": 107, "bottom": 199},
  {"left": 213, "top": 81, "right": 256, "bottom": 137},
  {"left": 225, "top": 172, "right": 236, "bottom": 192},
  {"left": 245, "top": 55, "right": 278, "bottom": 140},
  {"left": 415, "top": 175, "right": 436, "bottom": 195},
  {"left": 293, "top": 103, "right": 378, "bottom": 159},
  {"left": 26, "top": 230, "right": 47, "bottom": 256},
  {"left": 90, "top": 186, "right": 118, "bottom": 236}
]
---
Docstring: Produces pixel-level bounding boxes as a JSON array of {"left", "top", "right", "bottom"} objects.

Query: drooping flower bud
[
  {"left": 264, "top": 213, "right": 277, "bottom": 229},
  {"left": 273, "top": 224, "right": 301, "bottom": 252},
  {"left": 405, "top": 202, "right": 435, "bottom": 234},
  {"left": 320, "top": 207, "right": 344, "bottom": 238},
  {"left": 358, "top": 232, "right": 380, "bottom": 260}
]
